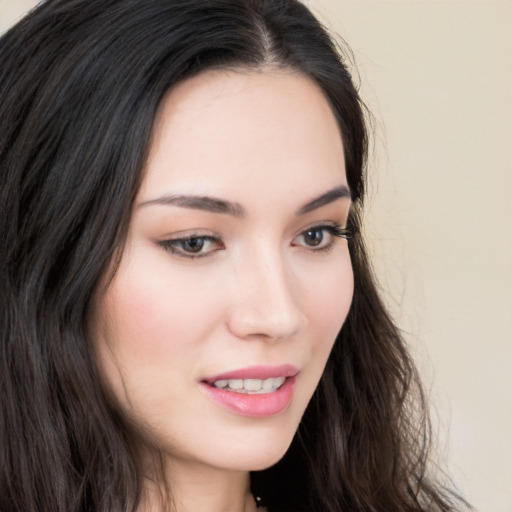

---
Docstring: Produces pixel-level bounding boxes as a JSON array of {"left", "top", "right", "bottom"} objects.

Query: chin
[{"left": 218, "top": 427, "right": 298, "bottom": 472}]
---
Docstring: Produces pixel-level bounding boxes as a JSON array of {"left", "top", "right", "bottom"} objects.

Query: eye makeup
[
  {"left": 156, "top": 221, "right": 352, "bottom": 260},
  {"left": 158, "top": 234, "right": 225, "bottom": 259}
]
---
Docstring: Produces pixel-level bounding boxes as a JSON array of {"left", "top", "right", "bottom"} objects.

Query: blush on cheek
[
  {"left": 309, "top": 262, "right": 353, "bottom": 337},
  {"left": 97, "top": 266, "right": 216, "bottom": 368},
  {"left": 104, "top": 291, "right": 178, "bottom": 361}
]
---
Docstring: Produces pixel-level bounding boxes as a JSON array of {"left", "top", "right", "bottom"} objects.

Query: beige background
[{"left": 1, "top": 1, "right": 511, "bottom": 510}]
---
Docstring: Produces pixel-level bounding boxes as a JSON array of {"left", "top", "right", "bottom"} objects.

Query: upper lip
[{"left": 202, "top": 364, "right": 299, "bottom": 383}]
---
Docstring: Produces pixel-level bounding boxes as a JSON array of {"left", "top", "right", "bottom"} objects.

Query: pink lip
[
  {"left": 199, "top": 365, "right": 299, "bottom": 418},
  {"left": 200, "top": 377, "right": 296, "bottom": 418},
  {"left": 202, "top": 364, "right": 299, "bottom": 383}
]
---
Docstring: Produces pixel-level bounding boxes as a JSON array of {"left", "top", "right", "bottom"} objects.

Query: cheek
[
  {"left": 297, "top": 252, "right": 353, "bottom": 389},
  {"left": 98, "top": 254, "right": 216, "bottom": 351},
  {"left": 90, "top": 253, "right": 222, "bottom": 407},
  {"left": 304, "top": 252, "right": 354, "bottom": 342}
]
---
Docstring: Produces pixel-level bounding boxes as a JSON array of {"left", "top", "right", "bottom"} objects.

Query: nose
[{"left": 226, "top": 247, "right": 307, "bottom": 342}]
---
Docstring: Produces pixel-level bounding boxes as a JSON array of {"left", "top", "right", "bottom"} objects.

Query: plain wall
[{"left": 2, "top": 1, "right": 511, "bottom": 510}]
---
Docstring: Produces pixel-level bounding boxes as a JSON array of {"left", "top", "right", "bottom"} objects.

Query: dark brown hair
[{"left": 0, "top": 0, "right": 468, "bottom": 510}]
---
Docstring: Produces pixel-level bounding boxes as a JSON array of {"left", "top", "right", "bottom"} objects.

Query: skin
[{"left": 91, "top": 68, "right": 354, "bottom": 512}]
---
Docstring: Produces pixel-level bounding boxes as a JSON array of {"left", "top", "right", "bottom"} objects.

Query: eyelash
[
  {"left": 158, "top": 223, "right": 352, "bottom": 259},
  {"left": 159, "top": 235, "right": 223, "bottom": 259},
  {"left": 291, "top": 224, "right": 352, "bottom": 253}
]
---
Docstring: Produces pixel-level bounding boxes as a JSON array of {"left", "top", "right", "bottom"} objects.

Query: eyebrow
[
  {"left": 137, "top": 185, "right": 351, "bottom": 218},
  {"left": 295, "top": 185, "right": 351, "bottom": 216},
  {"left": 138, "top": 194, "right": 245, "bottom": 217}
]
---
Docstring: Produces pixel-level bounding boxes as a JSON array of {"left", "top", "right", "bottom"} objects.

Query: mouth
[
  {"left": 208, "top": 376, "right": 287, "bottom": 394},
  {"left": 200, "top": 365, "right": 298, "bottom": 417}
]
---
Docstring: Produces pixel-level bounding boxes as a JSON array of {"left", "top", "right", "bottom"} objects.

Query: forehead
[{"left": 139, "top": 68, "right": 346, "bottom": 206}]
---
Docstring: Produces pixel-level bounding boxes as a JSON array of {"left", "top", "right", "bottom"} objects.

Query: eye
[
  {"left": 158, "top": 235, "right": 224, "bottom": 259},
  {"left": 291, "top": 224, "right": 351, "bottom": 252}
]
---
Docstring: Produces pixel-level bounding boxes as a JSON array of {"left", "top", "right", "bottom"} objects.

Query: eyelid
[
  {"left": 291, "top": 222, "right": 352, "bottom": 252},
  {"left": 155, "top": 220, "right": 352, "bottom": 259},
  {"left": 157, "top": 231, "right": 224, "bottom": 259},
  {"left": 296, "top": 221, "right": 352, "bottom": 239}
]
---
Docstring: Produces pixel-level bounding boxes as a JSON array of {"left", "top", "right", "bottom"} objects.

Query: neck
[{"left": 137, "top": 460, "right": 258, "bottom": 512}]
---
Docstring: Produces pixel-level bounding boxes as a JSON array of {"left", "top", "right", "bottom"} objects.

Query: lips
[
  {"left": 202, "top": 364, "right": 299, "bottom": 382},
  {"left": 211, "top": 376, "right": 286, "bottom": 394},
  {"left": 200, "top": 364, "right": 298, "bottom": 417}
]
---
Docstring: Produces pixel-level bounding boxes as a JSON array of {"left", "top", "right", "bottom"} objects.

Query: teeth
[
  {"left": 262, "top": 378, "right": 275, "bottom": 391},
  {"left": 227, "top": 379, "right": 243, "bottom": 390},
  {"left": 274, "top": 376, "right": 286, "bottom": 388},
  {"left": 212, "top": 376, "right": 287, "bottom": 394}
]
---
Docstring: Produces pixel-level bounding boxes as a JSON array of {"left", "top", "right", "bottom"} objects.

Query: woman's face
[{"left": 91, "top": 69, "right": 353, "bottom": 473}]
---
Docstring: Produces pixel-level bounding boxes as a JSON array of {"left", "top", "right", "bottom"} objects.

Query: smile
[
  {"left": 200, "top": 365, "right": 298, "bottom": 417},
  {"left": 211, "top": 376, "right": 286, "bottom": 394}
]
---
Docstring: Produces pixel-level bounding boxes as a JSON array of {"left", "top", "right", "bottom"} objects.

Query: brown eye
[
  {"left": 181, "top": 237, "right": 205, "bottom": 253},
  {"left": 303, "top": 228, "right": 324, "bottom": 247},
  {"left": 159, "top": 235, "right": 224, "bottom": 259},
  {"left": 292, "top": 224, "right": 351, "bottom": 252},
  {"left": 292, "top": 226, "right": 332, "bottom": 250}
]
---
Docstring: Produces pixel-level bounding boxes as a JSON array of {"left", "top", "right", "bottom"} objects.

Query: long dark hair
[{"left": 0, "top": 0, "right": 467, "bottom": 510}]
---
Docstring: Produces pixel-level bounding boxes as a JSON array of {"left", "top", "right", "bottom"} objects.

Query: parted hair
[{"left": 0, "top": 0, "right": 467, "bottom": 510}]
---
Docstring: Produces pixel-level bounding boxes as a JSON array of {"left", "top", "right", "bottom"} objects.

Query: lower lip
[{"left": 200, "top": 377, "right": 296, "bottom": 418}]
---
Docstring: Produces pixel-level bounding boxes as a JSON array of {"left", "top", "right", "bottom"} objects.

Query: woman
[{"left": 0, "top": 0, "right": 468, "bottom": 511}]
